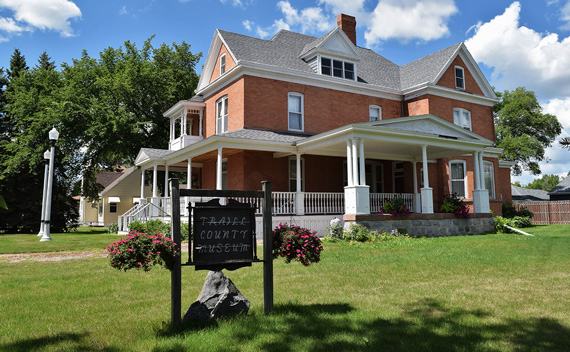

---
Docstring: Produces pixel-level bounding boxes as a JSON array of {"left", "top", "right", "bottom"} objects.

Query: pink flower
[
  {"left": 138, "top": 262, "right": 142, "bottom": 266},
  {"left": 127, "top": 248, "right": 133, "bottom": 252}
]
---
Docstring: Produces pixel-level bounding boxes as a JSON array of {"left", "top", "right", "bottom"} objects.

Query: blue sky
[{"left": 1, "top": 0, "right": 570, "bottom": 185}]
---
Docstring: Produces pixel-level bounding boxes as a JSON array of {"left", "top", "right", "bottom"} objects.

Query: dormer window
[
  {"left": 320, "top": 57, "right": 355, "bottom": 81},
  {"left": 455, "top": 66, "right": 465, "bottom": 89},
  {"left": 220, "top": 54, "right": 226, "bottom": 75}
]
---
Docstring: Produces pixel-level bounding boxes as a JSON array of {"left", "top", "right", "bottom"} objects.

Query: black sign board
[{"left": 192, "top": 198, "right": 255, "bottom": 271}]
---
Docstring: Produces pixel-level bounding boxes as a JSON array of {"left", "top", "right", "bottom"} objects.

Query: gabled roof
[
  {"left": 100, "top": 167, "right": 137, "bottom": 196},
  {"left": 400, "top": 43, "right": 462, "bottom": 90},
  {"left": 548, "top": 176, "right": 570, "bottom": 195},
  {"left": 197, "top": 28, "right": 495, "bottom": 100},
  {"left": 512, "top": 185, "right": 549, "bottom": 201},
  {"left": 135, "top": 148, "right": 175, "bottom": 165}
]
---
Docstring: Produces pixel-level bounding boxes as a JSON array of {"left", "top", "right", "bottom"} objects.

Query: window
[
  {"left": 483, "top": 161, "right": 495, "bottom": 199},
  {"left": 109, "top": 203, "right": 117, "bottom": 214},
  {"left": 320, "top": 57, "right": 355, "bottom": 81},
  {"left": 369, "top": 106, "right": 382, "bottom": 121},
  {"left": 216, "top": 96, "right": 228, "bottom": 134},
  {"left": 455, "top": 66, "right": 465, "bottom": 89},
  {"left": 393, "top": 162, "right": 405, "bottom": 193},
  {"left": 289, "top": 157, "right": 304, "bottom": 192},
  {"left": 220, "top": 54, "right": 226, "bottom": 75},
  {"left": 453, "top": 108, "right": 471, "bottom": 131},
  {"left": 450, "top": 160, "right": 467, "bottom": 198},
  {"left": 365, "top": 162, "right": 383, "bottom": 193},
  {"left": 288, "top": 93, "right": 303, "bottom": 131},
  {"left": 98, "top": 203, "right": 103, "bottom": 217}
]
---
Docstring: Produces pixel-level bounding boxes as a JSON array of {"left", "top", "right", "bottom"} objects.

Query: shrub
[
  {"left": 343, "top": 223, "right": 373, "bottom": 242},
  {"left": 381, "top": 197, "right": 411, "bottom": 216},
  {"left": 107, "top": 222, "right": 118, "bottom": 234},
  {"left": 494, "top": 215, "right": 533, "bottom": 233},
  {"left": 128, "top": 220, "right": 191, "bottom": 241},
  {"left": 106, "top": 231, "right": 179, "bottom": 271},
  {"left": 440, "top": 193, "right": 470, "bottom": 218},
  {"left": 272, "top": 223, "right": 323, "bottom": 266},
  {"left": 502, "top": 202, "right": 534, "bottom": 219}
]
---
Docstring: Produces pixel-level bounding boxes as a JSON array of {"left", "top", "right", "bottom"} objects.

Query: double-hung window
[
  {"left": 288, "top": 93, "right": 303, "bottom": 132},
  {"left": 289, "top": 157, "right": 304, "bottom": 192},
  {"left": 453, "top": 108, "right": 471, "bottom": 131},
  {"left": 369, "top": 105, "right": 382, "bottom": 121},
  {"left": 483, "top": 161, "right": 495, "bottom": 199},
  {"left": 216, "top": 96, "right": 228, "bottom": 134},
  {"left": 449, "top": 160, "right": 467, "bottom": 198},
  {"left": 220, "top": 54, "right": 226, "bottom": 75},
  {"left": 455, "top": 66, "right": 465, "bottom": 89}
]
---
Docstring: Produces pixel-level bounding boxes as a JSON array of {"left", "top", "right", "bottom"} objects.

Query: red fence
[{"left": 514, "top": 201, "right": 570, "bottom": 225}]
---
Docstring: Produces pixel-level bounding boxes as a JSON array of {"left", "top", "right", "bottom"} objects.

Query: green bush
[
  {"left": 502, "top": 202, "right": 534, "bottom": 219},
  {"left": 440, "top": 193, "right": 470, "bottom": 218},
  {"left": 128, "top": 220, "right": 191, "bottom": 241},
  {"left": 494, "top": 215, "right": 532, "bottom": 233},
  {"left": 106, "top": 232, "right": 179, "bottom": 271},
  {"left": 107, "top": 222, "right": 119, "bottom": 234},
  {"left": 343, "top": 223, "right": 373, "bottom": 242}
]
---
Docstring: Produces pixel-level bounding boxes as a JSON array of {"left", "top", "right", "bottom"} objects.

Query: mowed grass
[
  {"left": 1, "top": 225, "right": 569, "bottom": 351},
  {"left": 0, "top": 227, "right": 119, "bottom": 254}
]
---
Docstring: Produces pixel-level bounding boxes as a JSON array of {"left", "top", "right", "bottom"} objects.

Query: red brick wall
[
  {"left": 436, "top": 56, "right": 484, "bottom": 96},
  {"left": 498, "top": 166, "right": 513, "bottom": 203},
  {"left": 242, "top": 76, "right": 402, "bottom": 134},
  {"left": 209, "top": 43, "right": 236, "bottom": 84},
  {"left": 204, "top": 78, "right": 245, "bottom": 138}
]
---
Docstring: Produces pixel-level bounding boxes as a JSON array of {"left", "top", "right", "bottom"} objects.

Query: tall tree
[
  {"left": 7, "top": 48, "right": 28, "bottom": 79},
  {"left": 494, "top": 87, "right": 562, "bottom": 175},
  {"left": 35, "top": 51, "right": 56, "bottom": 71},
  {"left": 523, "top": 174, "right": 561, "bottom": 191}
]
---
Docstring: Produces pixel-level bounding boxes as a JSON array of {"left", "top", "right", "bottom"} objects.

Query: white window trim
[
  {"left": 216, "top": 95, "right": 228, "bottom": 134},
  {"left": 288, "top": 92, "right": 304, "bottom": 132},
  {"left": 483, "top": 160, "right": 495, "bottom": 199},
  {"left": 455, "top": 66, "right": 465, "bottom": 90},
  {"left": 369, "top": 105, "right": 382, "bottom": 122},
  {"left": 449, "top": 159, "right": 467, "bottom": 198},
  {"left": 453, "top": 108, "right": 472, "bottom": 131},
  {"left": 288, "top": 156, "right": 305, "bottom": 192},
  {"left": 220, "top": 53, "right": 226, "bottom": 75},
  {"left": 319, "top": 56, "right": 356, "bottom": 81}
]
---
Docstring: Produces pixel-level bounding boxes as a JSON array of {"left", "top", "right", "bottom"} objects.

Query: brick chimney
[{"left": 337, "top": 14, "right": 356, "bottom": 46}]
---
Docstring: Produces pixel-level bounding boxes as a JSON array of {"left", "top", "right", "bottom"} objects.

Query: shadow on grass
[
  {"left": 163, "top": 298, "right": 570, "bottom": 352},
  {"left": 0, "top": 332, "right": 120, "bottom": 352}
]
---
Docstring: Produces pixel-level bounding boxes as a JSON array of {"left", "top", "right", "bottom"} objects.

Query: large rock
[{"left": 183, "top": 271, "right": 250, "bottom": 323}]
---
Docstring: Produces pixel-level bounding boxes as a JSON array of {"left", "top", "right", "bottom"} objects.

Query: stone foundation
[{"left": 343, "top": 213, "right": 494, "bottom": 237}]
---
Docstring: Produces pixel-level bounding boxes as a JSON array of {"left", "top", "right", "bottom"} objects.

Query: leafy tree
[
  {"left": 494, "top": 87, "right": 562, "bottom": 175},
  {"left": 524, "top": 174, "right": 561, "bottom": 191}
]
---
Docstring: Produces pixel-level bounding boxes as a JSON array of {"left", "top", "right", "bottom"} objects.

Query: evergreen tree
[
  {"left": 7, "top": 48, "right": 28, "bottom": 79},
  {"left": 35, "top": 51, "right": 56, "bottom": 71}
]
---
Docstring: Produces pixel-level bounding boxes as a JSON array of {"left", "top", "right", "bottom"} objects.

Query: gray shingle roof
[
  {"left": 400, "top": 43, "right": 462, "bottom": 90},
  {"left": 511, "top": 186, "right": 549, "bottom": 201},
  {"left": 220, "top": 128, "right": 308, "bottom": 143},
  {"left": 140, "top": 148, "right": 175, "bottom": 159},
  {"left": 218, "top": 29, "right": 461, "bottom": 92},
  {"left": 548, "top": 176, "right": 570, "bottom": 194}
]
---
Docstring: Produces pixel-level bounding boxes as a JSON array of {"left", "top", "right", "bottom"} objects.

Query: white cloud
[
  {"left": 220, "top": 0, "right": 252, "bottom": 9},
  {"left": 0, "top": 0, "right": 81, "bottom": 37},
  {"left": 364, "top": 0, "right": 458, "bottom": 46},
  {"left": 544, "top": 98, "right": 570, "bottom": 130},
  {"left": 242, "top": 19, "right": 253, "bottom": 31},
  {"left": 465, "top": 1, "right": 570, "bottom": 100},
  {"left": 560, "top": 1, "right": 570, "bottom": 30},
  {"left": 0, "top": 34, "right": 8, "bottom": 42},
  {"left": 119, "top": 6, "right": 128, "bottom": 16},
  {"left": 0, "top": 17, "right": 26, "bottom": 32},
  {"left": 276, "top": 1, "right": 331, "bottom": 34}
]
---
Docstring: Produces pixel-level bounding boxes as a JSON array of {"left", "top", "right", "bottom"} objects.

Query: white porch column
[
  {"left": 473, "top": 152, "right": 481, "bottom": 190},
  {"left": 412, "top": 161, "right": 421, "bottom": 213},
  {"left": 344, "top": 138, "right": 370, "bottom": 215},
  {"left": 358, "top": 139, "right": 366, "bottom": 186},
  {"left": 472, "top": 151, "right": 490, "bottom": 213},
  {"left": 152, "top": 164, "right": 158, "bottom": 197},
  {"left": 216, "top": 147, "right": 223, "bottom": 190},
  {"left": 352, "top": 139, "right": 359, "bottom": 186},
  {"left": 169, "top": 118, "right": 174, "bottom": 142},
  {"left": 295, "top": 153, "right": 305, "bottom": 215},
  {"left": 420, "top": 145, "right": 434, "bottom": 214},
  {"left": 164, "top": 165, "right": 169, "bottom": 197},
  {"left": 199, "top": 110, "right": 203, "bottom": 137},
  {"left": 187, "top": 158, "right": 192, "bottom": 190},
  {"left": 140, "top": 168, "right": 145, "bottom": 199},
  {"left": 181, "top": 109, "right": 187, "bottom": 136},
  {"left": 346, "top": 139, "right": 353, "bottom": 186}
]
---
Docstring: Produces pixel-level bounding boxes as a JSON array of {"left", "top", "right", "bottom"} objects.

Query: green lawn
[
  {"left": 1, "top": 225, "right": 569, "bottom": 351},
  {"left": 0, "top": 227, "right": 119, "bottom": 254}
]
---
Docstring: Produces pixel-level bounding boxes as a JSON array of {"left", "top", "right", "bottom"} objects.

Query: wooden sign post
[{"left": 169, "top": 180, "right": 273, "bottom": 331}]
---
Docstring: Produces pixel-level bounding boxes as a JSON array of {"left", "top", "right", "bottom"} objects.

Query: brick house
[{"left": 128, "top": 14, "right": 512, "bottom": 235}]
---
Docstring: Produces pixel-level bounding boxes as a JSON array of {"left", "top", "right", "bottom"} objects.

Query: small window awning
[
  {"left": 108, "top": 196, "right": 121, "bottom": 203},
  {"left": 133, "top": 197, "right": 141, "bottom": 203}
]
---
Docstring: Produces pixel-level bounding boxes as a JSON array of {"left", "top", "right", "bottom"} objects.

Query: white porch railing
[
  {"left": 369, "top": 193, "right": 415, "bottom": 213},
  {"left": 305, "top": 192, "right": 344, "bottom": 214},
  {"left": 117, "top": 192, "right": 417, "bottom": 232}
]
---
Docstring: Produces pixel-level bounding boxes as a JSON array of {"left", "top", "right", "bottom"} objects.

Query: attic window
[
  {"left": 455, "top": 66, "right": 465, "bottom": 89},
  {"left": 220, "top": 54, "right": 226, "bottom": 75},
  {"left": 320, "top": 57, "right": 355, "bottom": 81}
]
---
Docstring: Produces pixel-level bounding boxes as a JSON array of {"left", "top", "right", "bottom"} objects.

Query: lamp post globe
[{"left": 41, "top": 127, "right": 58, "bottom": 242}]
